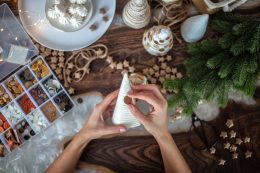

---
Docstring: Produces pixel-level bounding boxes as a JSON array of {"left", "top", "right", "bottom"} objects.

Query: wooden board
[{"left": 1, "top": 0, "right": 260, "bottom": 172}]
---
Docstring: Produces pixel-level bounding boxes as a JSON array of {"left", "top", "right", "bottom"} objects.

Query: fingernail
[
  {"left": 127, "top": 104, "right": 133, "bottom": 111},
  {"left": 120, "top": 128, "right": 126, "bottom": 132}
]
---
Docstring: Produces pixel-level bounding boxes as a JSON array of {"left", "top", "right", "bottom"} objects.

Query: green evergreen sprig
[{"left": 164, "top": 13, "right": 260, "bottom": 116}]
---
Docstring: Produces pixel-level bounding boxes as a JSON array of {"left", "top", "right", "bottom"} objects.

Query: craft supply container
[
  {"left": 0, "top": 56, "right": 75, "bottom": 159},
  {"left": 0, "top": 4, "right": 75, "bottom": 160}
]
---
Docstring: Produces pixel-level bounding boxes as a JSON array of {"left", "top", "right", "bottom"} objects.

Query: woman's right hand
[{"left": 127, "top": 84, "right": 170, "bottom": 140}]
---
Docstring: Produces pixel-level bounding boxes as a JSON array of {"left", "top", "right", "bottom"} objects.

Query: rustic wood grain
[{"left": 79, "top": 93, "right": 260, "bottom": 173}]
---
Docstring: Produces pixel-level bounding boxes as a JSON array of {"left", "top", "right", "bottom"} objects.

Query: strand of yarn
[
  {"left": 63, "top": 44, "right": 108, "bottom": 87},
  {"left": 223, "top": 0, "right": 248, "bottom": 12},
  {"left": 152, "top": 0, "right": 191, "bottom": 28}
]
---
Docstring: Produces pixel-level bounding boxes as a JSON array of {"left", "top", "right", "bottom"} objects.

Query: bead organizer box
[{"left": 0, "top": 56, "right": 74, "bottom": 159}]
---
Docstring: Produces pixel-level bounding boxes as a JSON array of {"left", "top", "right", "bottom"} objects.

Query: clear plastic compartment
[{"left": 0, "top": 56, "right": 75, "bottom": 158}]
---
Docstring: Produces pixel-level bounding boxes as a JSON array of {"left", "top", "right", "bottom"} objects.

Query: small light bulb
[
  {"left": 15, "top": 37, "right": 18, "bottom": 41},
  {"left": 0, "top": 28, "right": 4, "bottom": 32}
]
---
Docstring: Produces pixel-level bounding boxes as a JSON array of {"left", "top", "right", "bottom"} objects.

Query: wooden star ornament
[
  {"left": 209, "top": 147, "right": 216, "bottom": 154},
  {"left": 225, "top": 119, "right": 234, "bottom": 128},
  {"left": 235, "top": 138, "right": 243, "bottom": 145},
  {"left": 229, "top": 130, "right": 236, "bottom": 138},
  {"left": 218, "top": 158, "right": 226, "bottom": 166},
  {"left": 224, "top": 142, "right": 230, "bottom": 149},
  {"left": 220, "top": 131, "right": 228, "bottom": 139},
  {"left": 245, "top": 150, "right": 252, "bottom": 158},
  {"left": 243, "top": 137, "right": 250, "bottom": 143},
  {"left": 230, "top": 145, "right": 237, "bottom": 152},
  {"left": 232, "top": 152, "right": 238, "bottom": 160}
]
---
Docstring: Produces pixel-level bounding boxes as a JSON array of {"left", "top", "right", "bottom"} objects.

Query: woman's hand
[
  {"left": 127, "top": 84, "right": 169, "bottom": 140},
  {"left": 78, "top": 90, "right": 127, "bottom": 143}
]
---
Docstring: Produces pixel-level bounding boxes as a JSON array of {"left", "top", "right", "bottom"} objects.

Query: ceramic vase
[{"left": 180, "top": 14, "right": 209, "bottom": 43}]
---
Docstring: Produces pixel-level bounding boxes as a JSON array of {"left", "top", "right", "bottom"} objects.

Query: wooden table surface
[{"left": 2, "top": 0, "right": 260, "bottom": 172}]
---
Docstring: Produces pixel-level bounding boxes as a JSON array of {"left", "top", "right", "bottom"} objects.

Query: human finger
[
  {"left": 132, "top": 84, "right": 164, "bottom": 100},
  {"left": 98, "top": 125, "right": 127, "bottom": 136},
  {"left": 128, "top": 91, "right": 161, "bottom": 108},
  {"left": 95, "top": 90, "right": 119, "bottom": 113},
  {"left": 128, "top": 104, "right": 149, "bottom": 125}
]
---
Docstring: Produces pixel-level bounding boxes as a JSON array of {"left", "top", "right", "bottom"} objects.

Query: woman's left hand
[{"left": 78, "top": 90, "right": 127, "bottom": 142}]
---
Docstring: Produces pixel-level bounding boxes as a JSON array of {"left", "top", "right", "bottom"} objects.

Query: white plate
[{"left": 18, "top": 0, "right": 116, "bottom": 51}]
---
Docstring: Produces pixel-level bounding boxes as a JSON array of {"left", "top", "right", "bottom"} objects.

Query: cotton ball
[
  {"left": 69, "top": 15, "right": 83, "bottom": 28},
  {"left": 75, "top": 5, "right": 88, "bottom": 17},
  {"left": 76, "top": 0, "right": 88, "bottom": 4}
]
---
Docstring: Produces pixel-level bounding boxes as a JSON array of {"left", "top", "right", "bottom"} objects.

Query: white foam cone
[{"left": 112, "top": 73, "right": 141, "bottom": 128}]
